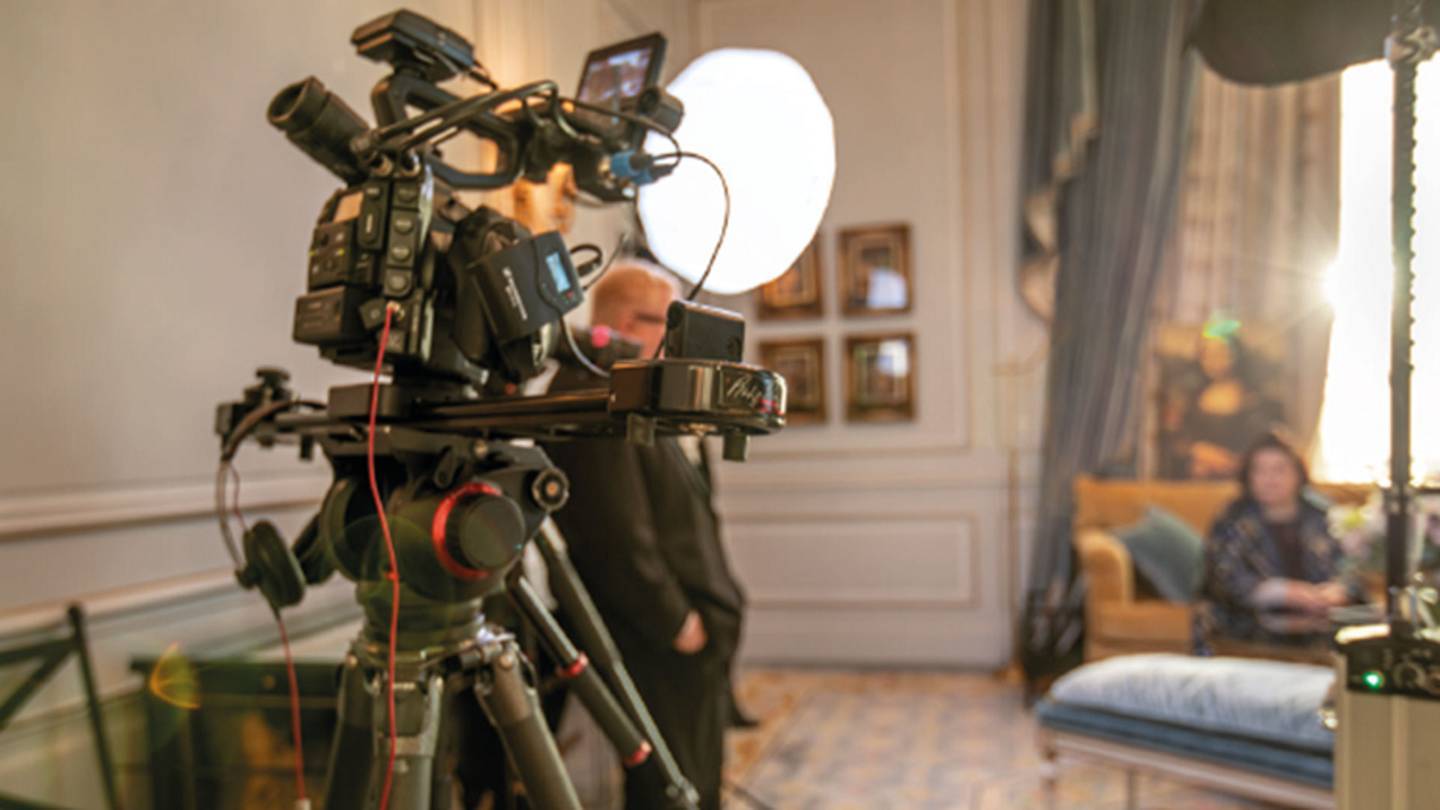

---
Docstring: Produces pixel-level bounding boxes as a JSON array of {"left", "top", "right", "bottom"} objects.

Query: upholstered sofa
[{"left": 1072, "top": 476, "right": 1370, "bottom": 661}]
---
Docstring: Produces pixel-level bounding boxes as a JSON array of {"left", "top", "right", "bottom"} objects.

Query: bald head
[{"left": 589, "top": 261, "right": 677, "bottom": 357}]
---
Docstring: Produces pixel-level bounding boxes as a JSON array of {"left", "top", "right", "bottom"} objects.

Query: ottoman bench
[{"left": 1035, "top": 653, "right": 1335, "bottom": 809}]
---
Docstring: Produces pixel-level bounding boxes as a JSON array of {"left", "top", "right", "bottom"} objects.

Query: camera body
[
  {"left": 291, "top": 166, "right": 581, "bottom": 389},
  {"left": 270, "top": 11, "right": 677, "bottom": 394}
]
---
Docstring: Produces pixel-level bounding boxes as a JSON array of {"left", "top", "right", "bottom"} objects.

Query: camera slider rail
[{"left": 256, "top": 357, "right": 786, "bottom": 462}]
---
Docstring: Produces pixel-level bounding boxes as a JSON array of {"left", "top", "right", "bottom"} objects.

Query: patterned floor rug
[{"left": 723, "top": 669, "right": 1276, "bottom": 810}]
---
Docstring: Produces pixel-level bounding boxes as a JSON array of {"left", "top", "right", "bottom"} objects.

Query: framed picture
[
  {"left": 759, "top": 338, "right": 827, "bottom": 425},
  {"left": 757, "top": 236, "right": 824, "bottom": 319},
  {"left": 844, "top": 333, "right": 916, "bottom": 422},
  {"left": 840, "top": 223, "right": 911, "bottom": 316},
  {"left": 1150, "top": 322, "right": 1291, "bottom": 480}
]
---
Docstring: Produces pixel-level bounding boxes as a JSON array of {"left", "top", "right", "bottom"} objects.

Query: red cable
[
  {"left": 274, "top": 613, "right": 308, "bottom": 803},
  {"left": 367, "top": 304, "right": 401, "bottom": 810}
]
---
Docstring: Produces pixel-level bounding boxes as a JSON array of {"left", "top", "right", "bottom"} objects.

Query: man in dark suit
[{"left": 543, "top": 261, "right": 745, "bottom": 810}]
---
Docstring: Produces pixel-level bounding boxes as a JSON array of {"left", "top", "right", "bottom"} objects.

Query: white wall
[
  {"left": 0, "top": 1, "right": 691, "bottom": 804},
  {"left": 699, "top": 0, "right": 1046, "bottom": 667}
]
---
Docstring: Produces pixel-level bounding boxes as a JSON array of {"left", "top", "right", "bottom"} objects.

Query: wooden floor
[{"left": 723, "top": 668, "right": 1282, "bottom": 810}]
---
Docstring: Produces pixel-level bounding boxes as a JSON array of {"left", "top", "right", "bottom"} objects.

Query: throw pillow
[{"left": 1115, "top": 506, "right": 1205, "bottom": 602}]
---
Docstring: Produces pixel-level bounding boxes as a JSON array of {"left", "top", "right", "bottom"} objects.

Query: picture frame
[
  {"left": 757, "top": 235, "right": 824, "bottom": 320},
  {"left": 839, "top": 223, "right": 912, "bottom": 316},
  {"left": 758, "top": 338, "right": 827, "bottom": 426},
  {"left": 844, "top": 332, "right": 916, "bottom": 423},
  {"left": 1148, "top": 322, "right": 1292, "bottom": 480}
]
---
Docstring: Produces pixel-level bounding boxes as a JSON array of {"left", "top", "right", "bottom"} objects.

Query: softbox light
[{"left": 638, "top": 49, "right": 836, "bottom": 295}]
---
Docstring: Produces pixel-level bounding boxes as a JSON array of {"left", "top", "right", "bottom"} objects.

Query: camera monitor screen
[{"left": 577, "top": 33, "right": 666, "bottom": 108}]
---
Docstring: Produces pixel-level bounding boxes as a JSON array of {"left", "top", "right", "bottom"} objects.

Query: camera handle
[{"left": 370, "top": 70, "right": 525, "bottom": 190}]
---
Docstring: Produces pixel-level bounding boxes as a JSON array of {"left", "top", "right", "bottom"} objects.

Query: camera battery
[
  {"left": 293, "top": 286, "right": 369, "bottom": 346},
  {"left": 663, "top": 300, "right": 745, "bottom": 361}
]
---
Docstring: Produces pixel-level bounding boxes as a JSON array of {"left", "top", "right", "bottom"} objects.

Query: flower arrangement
[{"left": 1328, "top": 489, "right": 1440, "bottom": 579}]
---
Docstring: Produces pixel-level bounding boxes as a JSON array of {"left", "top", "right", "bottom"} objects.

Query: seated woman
[{"left": 1194, "top": 432, "right": 1358, "bottom": 655}]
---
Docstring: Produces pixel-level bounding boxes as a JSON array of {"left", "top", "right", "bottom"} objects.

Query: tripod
[
  {"left": 320, "top": 560, "right": 687, "bottom": 810},
  {"left": 220, "top": 337, "right": 785, "bottom": 808},
  {"left": 223, "top": 389, "right": 701, "bottom": 810}
]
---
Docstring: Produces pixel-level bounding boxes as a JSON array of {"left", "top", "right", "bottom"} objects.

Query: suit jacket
[{"left": 542, "top": 361, "right": 746, "bottom": 666}]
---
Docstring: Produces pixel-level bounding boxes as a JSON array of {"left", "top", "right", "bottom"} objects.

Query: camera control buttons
[
  {"left": 393, "top": 183, "right": 420, "bottom": 209},
  {"left": 358, "top": 182, "right": 388, "bottom": 250},
  {"left": 384, "top": 269, "right": 413, "bottom": 296}
]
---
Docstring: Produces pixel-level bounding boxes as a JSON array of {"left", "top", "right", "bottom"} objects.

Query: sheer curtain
[
  {"left": 1314, "top": 60, "right": 1440, "bottom": 484},
  {"left": 1153, "top": 65, "right": 1340, "bottom": 461}
]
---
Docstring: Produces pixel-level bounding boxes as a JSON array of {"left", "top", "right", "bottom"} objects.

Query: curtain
[
  {"left": 1019, "top": 0, "right": 1098, "bottom": 321},
  {"left": 1019, "top": 0, "right": 1200, "bottom": 680},
  {"left": 1153, "top": 67, "right": 1341, "bottom": 462}
]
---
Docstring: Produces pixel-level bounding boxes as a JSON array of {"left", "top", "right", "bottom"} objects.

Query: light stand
[
  {"left": 1334, "top": 4, "right": 1440, "bottom": 808},
  {"left": 1384, "top": 0, "right": 1433, "bottom": 617}
]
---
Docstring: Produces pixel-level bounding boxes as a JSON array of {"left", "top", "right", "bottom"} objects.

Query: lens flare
[{"left": 147, "top": 642, "right": 201, "bottom": 711}]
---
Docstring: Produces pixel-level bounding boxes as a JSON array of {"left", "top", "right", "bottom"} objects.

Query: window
[{"left": 1315, "top": 60, "right": 1440, "bottom": 484}]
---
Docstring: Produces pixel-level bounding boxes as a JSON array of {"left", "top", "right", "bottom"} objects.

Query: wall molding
[
  {"left": 725, "top": 510, "right": 987, "bottom": 524},
  {"left": 741, "top": 607, "right": 1013, "bottom": 668},
  {"left": 0, "top": 568, "right": 239, "bottom": 637},
  {"left": 718, "top": 468, "right": 1039, "bottom": 495},
  {"left": 728, "top": 513, "right": 981, "bottom": 610},
  {"left": 0, "top": 472, "right": 329, "bottom": 541},
  {"left": 746, "top": 436, "right": 971, "bottom": 461},
  {"left": 0, "top": 570, "right": 360, "bottom": 735}
]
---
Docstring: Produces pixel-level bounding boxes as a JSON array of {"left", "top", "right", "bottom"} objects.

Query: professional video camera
[
  {"left": 269, "top": 10, "right": 685, "bottom": 391},
  {"left": 213, "top": 9, "right": 787, "bottom": 810}
]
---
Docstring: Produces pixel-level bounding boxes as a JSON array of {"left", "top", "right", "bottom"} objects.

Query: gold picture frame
[
  {"left": 757, "top": 236, "right": 824, "bottom": 320},
  {"left": 839, "top": 223, "right": 912, "bottom": 316},
  {"left": 759, "top": 338, "right": 827, "bottom": 426},
  {"left": 844, "top": 333, "right": 916, "bottom": 422}
]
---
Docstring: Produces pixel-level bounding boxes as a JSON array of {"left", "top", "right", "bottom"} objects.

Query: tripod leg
[
  {"left": 325, "top": 654, "right": 374, "bottom": 810},
  {"left": 535, "top": 521, "right": 700, "bottom": 810},
  {"left": 474, "top": 638, "right": 581, "bottom": 810},
  {"left": 509, "top": 575, "right": 653, "bottom": 767},
  {"left": 366, "top": 671, "right": 445, "bottom": 810}
]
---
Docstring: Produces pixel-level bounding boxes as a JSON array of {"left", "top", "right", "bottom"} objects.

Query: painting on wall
[
  {"left": 759, "top": 338, "right": 827, "bottom": 425},
  {"left": 757, "top": 236, "right": 824, "bottom": 319},
  {"left": 1153, "top": 322, "right": 1292, "bottom": 480},
  {"left": 840, "top": 224, "right": 912, "bottom": 316},
  {"left": 845, "top": 333, "right": 916, "bottom": 423}
]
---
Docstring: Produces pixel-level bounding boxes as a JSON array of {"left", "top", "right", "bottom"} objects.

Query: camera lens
[{"left": 268, "top": 77, "right": 369, "bottom": 184}]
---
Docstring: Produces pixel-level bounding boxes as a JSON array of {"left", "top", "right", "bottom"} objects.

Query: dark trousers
[{"left": 623, "top": 647, "right": 727, "bottom": 810}]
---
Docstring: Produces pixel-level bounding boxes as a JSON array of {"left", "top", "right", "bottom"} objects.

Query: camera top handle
[
  {"left": 350, "top": 9, "right": 639, "bottom": 195},
  {"left": 347, "top": 9, "right": 533, "bottom": 190},
  {"left": 366, "top": 72, "right": 530, "bottom": 190}
]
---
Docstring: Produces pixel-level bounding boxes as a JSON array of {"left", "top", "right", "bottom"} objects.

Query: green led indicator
[{"left": 1363, "top": 670, "right": 1386, "bottom": 691}]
